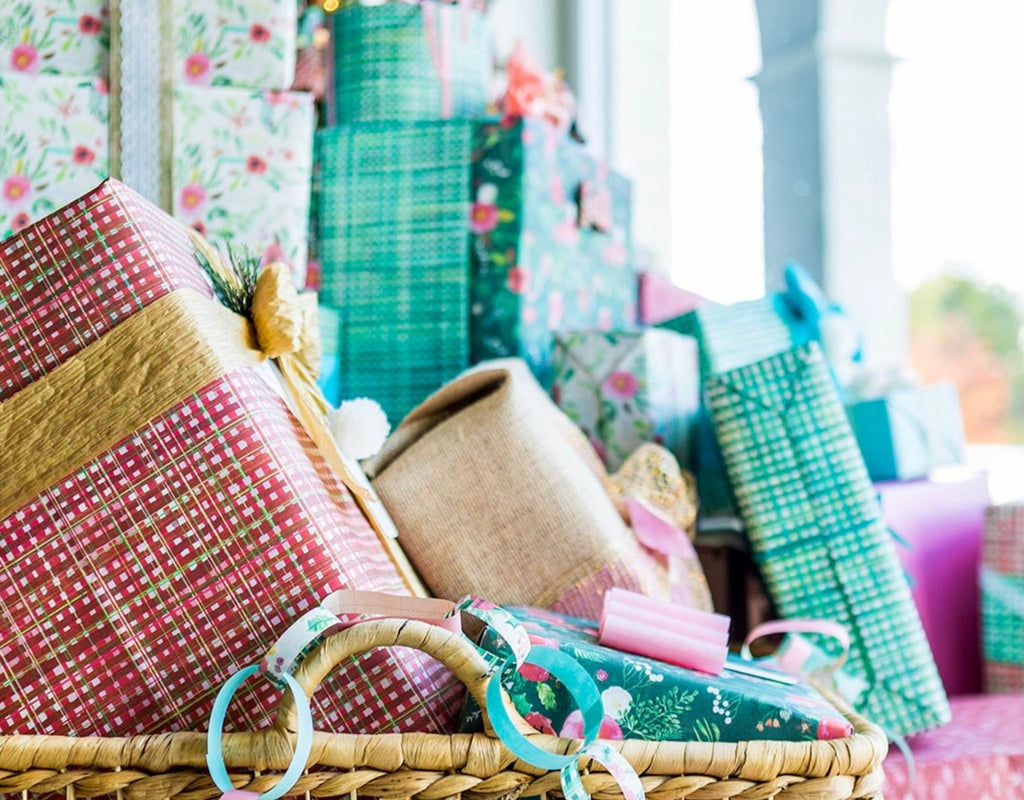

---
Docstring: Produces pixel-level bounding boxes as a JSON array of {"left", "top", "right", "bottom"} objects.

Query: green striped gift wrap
[
  {"left": 332, "top": 1, "right": 490, "bottom": 123},
  {"left": 705, "top": 342, "right": 950, "bottom": 737},
  {"left": 316, "top": 119, "right": 474, "bottom": 422}
]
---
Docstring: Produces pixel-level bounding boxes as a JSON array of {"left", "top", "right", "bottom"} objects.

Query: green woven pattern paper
[
  {"left": 332, "top": 2, "right": 490, "bottom": 123},
  {"left": 982, "top": 569, "right": 1024, "bottom": 665},
  {"left": 316, "top": 120, "right": 473, "bottom": 422},
  {"left": 661, "top": 297, "right": 795, "bottom": 378},
  {"left": 705, "top": 343, "right": 949, "bottom": 737}
]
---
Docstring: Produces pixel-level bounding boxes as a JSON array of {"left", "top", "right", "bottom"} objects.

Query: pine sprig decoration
[{"left": 194, "top": 242, "right": 261, "bottom": 317}]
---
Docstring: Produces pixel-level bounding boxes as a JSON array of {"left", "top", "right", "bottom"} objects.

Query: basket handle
[{"left": 273, "top": 617, "right": 525, "bottom": 736}]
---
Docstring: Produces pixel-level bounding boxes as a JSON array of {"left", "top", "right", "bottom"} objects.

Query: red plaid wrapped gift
[
  {"left": 883, "top": 694, "right": 1024, "bottom": 800},
  {"left": 0, "top": 179, "right": 461, "bottom": 737}
]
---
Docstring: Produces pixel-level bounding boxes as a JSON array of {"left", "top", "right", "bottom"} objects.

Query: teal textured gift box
[
  {"left": 552, "top": 329, "right": 699, "bottom": 471},
  {"left": 459, "top": 606, "right": 855, "bottom": 743},
  {"left": 332, "top": 1, "right": 490, "bottom": 123},
  {"left": 659, "top": 296, "right": 797, "bottom": 378},
  {"left": 471, "top": 116, "right": 637, "bottom": 386},
  {"left": 846, "top": 383, "right": 965, "bottom": 481},
  {"left": 705, "top": 343, "right": 949, "bottom": 737},
  {"left": 316, "top": 120, "right": 474, "bottom": 422}
]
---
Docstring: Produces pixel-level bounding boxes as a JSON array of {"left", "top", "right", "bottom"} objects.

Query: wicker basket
[{"left": 0, "top": 619, "right": 888, "bottom": 800}]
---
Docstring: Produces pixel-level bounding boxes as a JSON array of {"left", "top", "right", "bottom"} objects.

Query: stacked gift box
[
  {"left": 0, "top": 0, "right": 314, "bottom": 283},
  {"left": 313, "top": 3, "right": 637, "bottom": 421}
]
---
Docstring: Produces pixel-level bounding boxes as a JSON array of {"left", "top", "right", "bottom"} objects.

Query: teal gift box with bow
[
  {"left": 846, "top": 383, "right": 965, "bottom": 481},
  {"left": 458, "top": 606, "right": 854, "bottom": 743}
]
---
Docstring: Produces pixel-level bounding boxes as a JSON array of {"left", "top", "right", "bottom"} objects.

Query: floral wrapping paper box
[
  {"left": 0, "top": 180, "right": 461, "bottom": 737},
  {"left": 471, "top": 116, "right": 638, "bottom": 386},
  {"left": 552, "top": 329, "right": 700, "bottom": 471},
  {"left": 0, "top": 73, "right": 108, "bottom": 238},
  {"left": 0, "top": 77, "right": 314, "bottom": 280},
  {"left": 173, "top": 84, "right": 314, "bottom": 284},
  {"left": 0, "top": 1, "right": 109, "bottom": 78},
  {"left": 459, "top": 606, "right": 854, "bottom": 743},
  {"left": 1, "top": 1, "right": 295, "bottom": 90},
  {"left": 176, "top": 0, "right": 297, "bottom": 90}
]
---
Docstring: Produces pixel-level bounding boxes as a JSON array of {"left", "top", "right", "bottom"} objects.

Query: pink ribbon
[{"left": 741, "top": 619, "right": 851, "bottom": 674}]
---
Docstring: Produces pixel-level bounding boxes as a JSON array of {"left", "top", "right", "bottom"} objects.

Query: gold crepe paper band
[
  {"left": 0, "top": 277, "right": 425, "bottom": 596},
  {"left": 0, "top": 289, "right": 259, "bottom": 521}
]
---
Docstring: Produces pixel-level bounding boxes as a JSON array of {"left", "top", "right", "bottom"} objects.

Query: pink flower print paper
[
  {"left": 0, "top": 1, "right": 110, "bottom": 78},
  {"left": 0, "top": 73, "right": 109, "bottom": 238},
  {"left": 175, "top": 0, "right": 296, "bottom": 90},
  {"left": 172, "top": 85, "right": 313, "bottom": 286}
]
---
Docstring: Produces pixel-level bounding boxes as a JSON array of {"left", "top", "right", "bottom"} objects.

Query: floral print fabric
[
  {"left": 0, "top": 74, "right": 108, "bottom": 238},
  {"left": 460, "top": 606, "right": 854, "bottom": 743},
  {"left": 173, "top": 85, "right": 314, "bottom": 284}
]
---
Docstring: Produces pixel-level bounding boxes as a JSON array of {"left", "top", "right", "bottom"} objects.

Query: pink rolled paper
[
  {"left": 604, "top": 587, "right": 730, "bottom": 634},
  {"left": 599, "top": 588, "right": 730, "bottom": 674}
]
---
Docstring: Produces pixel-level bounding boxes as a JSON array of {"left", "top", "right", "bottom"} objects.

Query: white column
[{"left": 755, "top": 0, "right": 907, "bottom": 368}]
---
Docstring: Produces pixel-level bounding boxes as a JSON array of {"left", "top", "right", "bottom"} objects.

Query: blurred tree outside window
[{"left": 909, "top": 273, "right": 1024, "bottom": 443}]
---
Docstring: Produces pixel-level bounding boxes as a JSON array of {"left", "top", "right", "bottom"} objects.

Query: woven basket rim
[{"left": 0, "top": 619, "right": 889, "bottom": 799}]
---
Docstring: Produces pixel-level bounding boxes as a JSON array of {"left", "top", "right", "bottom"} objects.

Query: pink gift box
[
  {"left": 0, "top": 180, "right": 461, "bottom": 737},
  {"left": 883, "top": 693, "right": 1024, "bottom": 800},
  {"left": 638, "top": 271, "right": 713, "bottom": 325},
  {"left": 876, "top": 471, "right": 990, "bottom": 696}
]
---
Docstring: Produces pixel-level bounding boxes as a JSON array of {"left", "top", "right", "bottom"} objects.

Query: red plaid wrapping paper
[
  {"left": 0, "top": 180, "right": 462, "bottom": 736},
  {"left": 883, "top": 693, "right": 1024, "bottom": 800},
  {"left": 985, "top": 504, "right": 1024, "bottom": 574}
]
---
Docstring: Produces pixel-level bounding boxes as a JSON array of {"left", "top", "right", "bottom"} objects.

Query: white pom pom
[{"left": 328, "top": 398, "right": 390, "bottom": 460}]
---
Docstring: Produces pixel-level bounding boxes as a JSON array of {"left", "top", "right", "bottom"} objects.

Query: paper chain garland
[{"left": 206, "top": 592, "right": 645, "bottom": 800}]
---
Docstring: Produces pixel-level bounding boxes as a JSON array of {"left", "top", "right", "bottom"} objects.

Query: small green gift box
[
  {"left": 459, "top": 606, "right": 855, "bottom": 743},
  {"left": 317, "top": 304, "right": 342, "bottom": 407}
]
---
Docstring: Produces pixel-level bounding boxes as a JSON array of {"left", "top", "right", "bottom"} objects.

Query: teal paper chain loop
[
  {"left": 206, "top": 665, "right": 314, "bottom": 800},
  {"left": 453, "top": 597, "right": 645, "bottom": 800}
]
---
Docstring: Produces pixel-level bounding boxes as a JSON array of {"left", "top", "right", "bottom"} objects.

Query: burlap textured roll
[{"left": 365, "top": 360, "right": 678, "bottom": 617}]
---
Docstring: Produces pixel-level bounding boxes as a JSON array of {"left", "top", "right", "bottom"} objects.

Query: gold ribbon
[{"left": 0, "top": 249, "right": 425, "bottom": 596}]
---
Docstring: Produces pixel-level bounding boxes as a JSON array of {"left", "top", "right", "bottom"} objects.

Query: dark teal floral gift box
[
  {"left": 470, "top": 117, "right": 638, "bottom": 386},
  {"left": 459, "top": 606, "right": 854, "bottom": 743}
]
